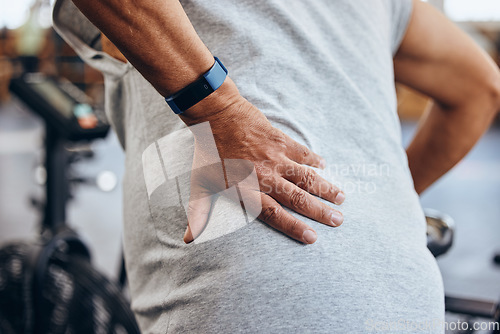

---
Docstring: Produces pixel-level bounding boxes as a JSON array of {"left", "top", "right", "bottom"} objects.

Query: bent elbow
[
  {"left": 462, "top": 68, "right": 500, "bottom": 118},
  {"left": 489, "top": 70, "right": 500, "bottom": 114},
  {"left": 480, "top": 67, "right": 500, "bottom": 116}
]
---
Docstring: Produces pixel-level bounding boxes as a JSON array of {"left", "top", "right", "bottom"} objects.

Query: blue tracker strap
[{"left": 165, "top": 57, "right": 228, "bottom": 114}]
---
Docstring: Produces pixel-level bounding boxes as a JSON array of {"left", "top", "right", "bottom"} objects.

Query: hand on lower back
[{"left": 181, "top": 82, "right": 345, "bottom": 244}]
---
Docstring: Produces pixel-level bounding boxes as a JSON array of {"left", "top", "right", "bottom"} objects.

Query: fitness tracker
[{"left": 165, "top": 57, "right": 228, "bottom": 114}]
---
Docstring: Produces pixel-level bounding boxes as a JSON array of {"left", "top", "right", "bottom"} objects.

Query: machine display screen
[
  {"left": 10, "top": 73, "right": 109, "bottom": 140},
  {"left": 29, "top": 81, "right": 76, "bottom": 120}
]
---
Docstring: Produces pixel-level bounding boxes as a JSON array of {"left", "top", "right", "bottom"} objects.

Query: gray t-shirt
[{"left": 53, "top": 0, "right": 445, "bottom": 333}]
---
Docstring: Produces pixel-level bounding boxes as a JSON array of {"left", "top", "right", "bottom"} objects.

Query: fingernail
[
  {"left": 334, "top": 192, "right": 345, "bottom": 205},
  {"left": 302, "top": 230, "right": 317, "bottom": 244},
  {"left": 319, "top": 159, "right": 326, "bottom": 169},
  {"left": 330, "top": 211, "right": 343, "bottom": 226}
]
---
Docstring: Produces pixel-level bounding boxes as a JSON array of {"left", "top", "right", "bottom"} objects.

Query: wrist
[{"left": 178, "top": 77, "right": 242, "bottom": 125}]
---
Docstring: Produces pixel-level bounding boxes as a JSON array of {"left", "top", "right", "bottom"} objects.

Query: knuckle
[
  {"left": 301, "top": 147, "right": 310, "bottom": 158},
  {"left": 300, "top": 169, "right": 317, "bottom": 191},
  {"left": 289, "top": 190, "right": 309, "bottom": 211},
  {"left": 272, "top": 132, "right": 287, "bottom": 150},
  {"left": 319, "top": 206, "right": 329, "bottom": 222},
  {"left": 255, "top": 163, "right": 273, "bottom": 178},
  {"left": 260, "top": 205, "right": 282, "bottom": 222},
  {"left": 259, "top": 175, "right": 281, "bottom": 194}
]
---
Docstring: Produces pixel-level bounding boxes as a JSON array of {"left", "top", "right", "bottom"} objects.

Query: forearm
[
  {"left": 71, "top": 0, "right": 239, "bottom": 120},
  {"left": 406, "top": 98, "right": 498, "bottom": 194},
  {"left": 70, "top": 0, "right": 344, "bottom": 245},
  {"left": 395, "top": 0, "right": 500, "bottom": 194}
]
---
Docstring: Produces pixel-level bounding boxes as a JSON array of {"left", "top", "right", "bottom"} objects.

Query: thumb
[{"left": 183, "top": 194, "right": 213, "bottom": 243}]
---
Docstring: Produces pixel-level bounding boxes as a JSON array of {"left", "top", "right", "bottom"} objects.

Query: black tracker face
[{"left": 9, "top": 73, "right": 109, "bottom": 141}]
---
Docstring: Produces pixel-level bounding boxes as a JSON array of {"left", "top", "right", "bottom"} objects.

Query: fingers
[
  {"left": 283, "top": 133, "right": 326, "bottom": 169},
  {"left": 184, "top": 193, "right": 213, "bottom": 243},
  {"left": 259, "top": 194, "right": 318, "bottom": 244},
  {"left": 270, "top": 178, "right": 344, "bottom": 227},
  {"left": 280, "top": 160, "right": 345, "bottom": 205}
]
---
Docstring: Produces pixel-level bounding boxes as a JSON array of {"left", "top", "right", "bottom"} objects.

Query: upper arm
[{"left": 394, "top": 0, "right": 500, "bottom": 109}]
